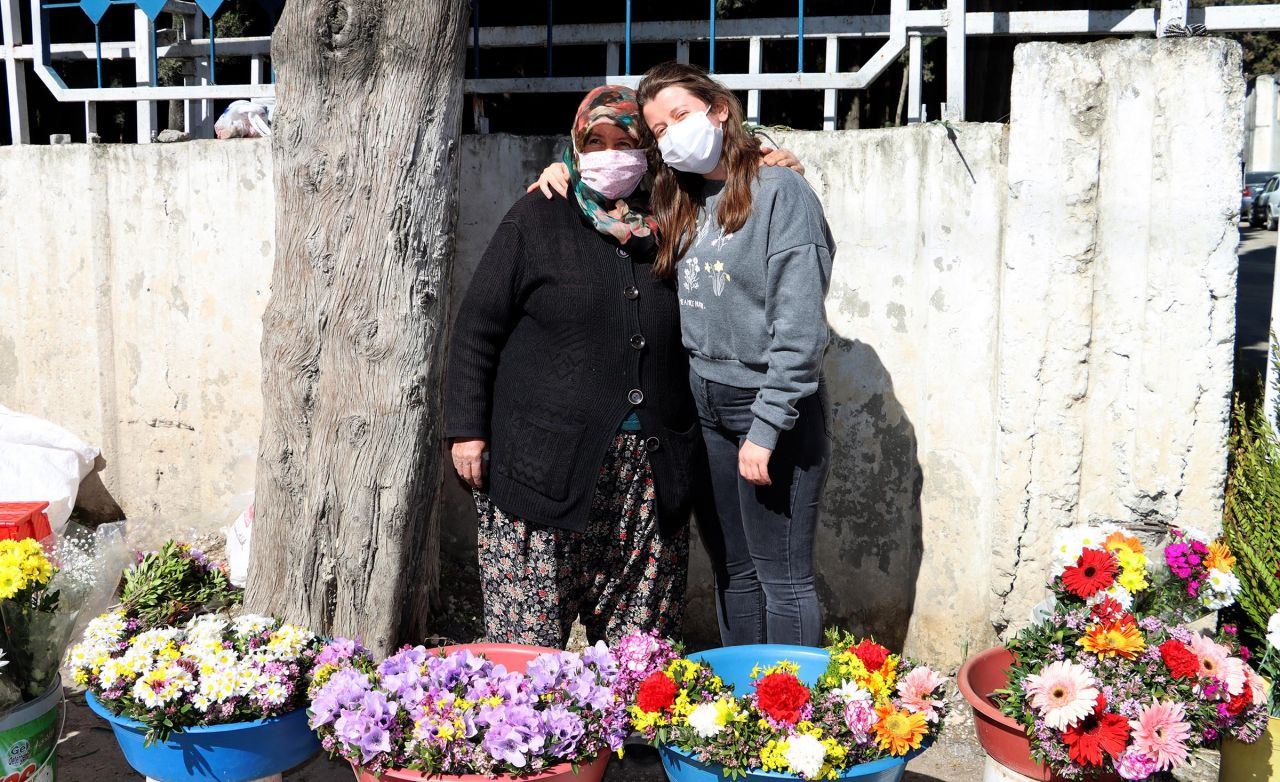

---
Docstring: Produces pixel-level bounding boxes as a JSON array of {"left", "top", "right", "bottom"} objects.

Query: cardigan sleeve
[{"left": 444, "top": 219, "right": 527, "bottom": 441}]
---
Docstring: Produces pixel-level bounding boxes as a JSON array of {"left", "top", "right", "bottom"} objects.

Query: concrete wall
[
  {"left": 0, "top": 38, "right": 1243, "bottom": 667},
  {"left": 0, "top": 141, "right": 274, "bottom": 530}
]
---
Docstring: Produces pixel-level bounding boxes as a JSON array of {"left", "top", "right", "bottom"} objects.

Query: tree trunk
[
  {"left": 894, "top": 59, "right": 909, "bottom": 127},
  {"left": 246, "top": 0, "right": 468, "bottom": 655},
  {"left": 843, "top": 92, "right": 862, "bottom": 130}
]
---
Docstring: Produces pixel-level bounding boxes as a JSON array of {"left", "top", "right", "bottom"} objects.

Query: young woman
[
  {"left": 638, "top": 63, "right": 835, "bottom": 648},
  {"left": 445, "top": 86, "right": 803, "bottom": 648}
]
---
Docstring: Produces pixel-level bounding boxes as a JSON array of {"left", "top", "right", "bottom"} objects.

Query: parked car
[
  {"left": 1242, "top": 170, "right": 1278, "bottom": 220},
  {"left": 1251, "top": 174, "right": 1280, "bottom": 229}
]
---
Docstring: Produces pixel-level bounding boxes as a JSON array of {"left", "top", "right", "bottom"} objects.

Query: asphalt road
[{"left": 1236, "top": 221, "right": 1276, "bottom": 387}]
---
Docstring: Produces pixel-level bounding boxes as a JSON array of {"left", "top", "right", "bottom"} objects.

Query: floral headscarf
[{"left": 564, "top": 85, "right": 659, "bottom": 245}]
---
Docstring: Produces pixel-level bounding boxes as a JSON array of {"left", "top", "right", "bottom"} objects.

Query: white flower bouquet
[{"left": 68, "top": 611, "right": 323, "bottom": 744}]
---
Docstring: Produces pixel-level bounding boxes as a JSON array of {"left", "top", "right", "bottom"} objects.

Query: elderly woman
[{"left": 446, "top": 86, "right": 802, "bottom": 647}]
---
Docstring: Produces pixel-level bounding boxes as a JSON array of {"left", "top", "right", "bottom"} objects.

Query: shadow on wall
[
  {"left": 816, "top": 335, "right": 922, "bottom": 651},
  {"left": 680, "top": 334, "right": 924, "bottom": 652}
]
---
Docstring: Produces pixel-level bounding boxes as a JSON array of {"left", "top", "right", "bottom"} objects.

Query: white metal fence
[{"left": 4, "top": 0, "right": 1280, "bottom": 143}]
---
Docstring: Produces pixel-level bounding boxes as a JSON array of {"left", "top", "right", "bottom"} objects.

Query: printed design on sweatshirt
[
  {"left": 695, "top": 210, "right": 736, "bottom": 251},
  {"left": 681, "top": 256, "right": 701, "bottom": 292},
  {"left": 704, "top": 260, "right": 731, "bottom": 296}
]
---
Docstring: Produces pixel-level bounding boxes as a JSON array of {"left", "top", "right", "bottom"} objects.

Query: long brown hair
[{"left": 636, "top": 62, "right": 761, "bottom": 278}]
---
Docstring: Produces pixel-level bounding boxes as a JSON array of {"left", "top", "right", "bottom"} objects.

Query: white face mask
[
  {"left": 577, "top": 148, "right": 649, "bottom": 199},
  {"left": 657, "top": 109, "right": 724, "bottom": 175}
]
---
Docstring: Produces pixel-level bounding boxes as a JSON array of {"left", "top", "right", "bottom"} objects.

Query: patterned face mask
[
  {"left": 577, "top": 148, "right": 649, "bottom": 200},
  {"left": 565, "top": 85, "right": 659, "bottom": 245}
]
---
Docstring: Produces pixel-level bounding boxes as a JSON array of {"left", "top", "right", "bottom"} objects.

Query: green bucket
[{"left": 0, "top": 674, "right": 61, "bottom": 782}]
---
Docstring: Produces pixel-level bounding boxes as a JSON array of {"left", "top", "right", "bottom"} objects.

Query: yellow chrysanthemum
[
  {"left": 873, "top": 705, "right": 928, "bottom": 755},
  {"left": 0, "top": 569, "right": 21, "bottom": 599},
  {"left": 628, "top": 707, "right": 668, "bottom": 732},
  {"left": 760, "top": 739, "right": 789, "bottom": 773},
  {"left": 1114, "top": 549, "right": 1149, "bottom": 593},
  {"left": 1205, "top": 541, "right": 1236, "bottom": 573},
  {"left": 1079, "top": 620, "right": 1146, "bottom": 660}
]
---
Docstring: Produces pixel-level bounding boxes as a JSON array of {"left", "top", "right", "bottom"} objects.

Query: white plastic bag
[
  {"left": 224, "top": 494, "right": 254, "bottom": 587},
  {"left": 214, "top": 100, "right": 272, "bottom": 139},
  {"left": 0, "top": 405, "right": 99, "bottom": 532}
]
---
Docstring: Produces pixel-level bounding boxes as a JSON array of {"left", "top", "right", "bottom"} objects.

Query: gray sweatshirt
[{"left": 678, "top": 165, "right": 835, "bottom": 450}]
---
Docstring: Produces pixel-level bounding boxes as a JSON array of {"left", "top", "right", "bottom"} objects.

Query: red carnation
[
  {"left": 1226, "top": 689, "right": 1252, "bottom": 716},
  {"left": 636, "top": 671, "right": 677, "bottom": 713},
  {"left": 1089, "top": 597, "right": 1124, "bottom": 624},
  {"left": 754, "top": 672, "right": 811, "bottom": 725},
  {"left": 849, "top": 639, "right": 891, "bottom": 673},
  {"left": 1159, "top": 640, "right": 1200, "bottom": 680},
  {"left": 1061, "top": 548, "right": 1118, "bottom": 599},
  {"left": 1062, "top": 709, "right": 1131, "bottom": 767}
]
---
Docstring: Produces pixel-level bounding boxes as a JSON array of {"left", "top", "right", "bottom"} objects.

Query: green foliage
[
  {"left": 1223, "top": 389, "right": 1280, "bottom": 655},
  {"left": 120, "top": 540, "right": 241, "bottom": 627}
]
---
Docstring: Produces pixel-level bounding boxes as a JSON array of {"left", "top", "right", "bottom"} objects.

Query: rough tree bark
[{"left": 246, "top": 0, "right": 468, "bottom": 655}]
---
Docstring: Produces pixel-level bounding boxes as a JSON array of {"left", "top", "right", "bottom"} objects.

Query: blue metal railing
[
  {"left": 708, "top": 0, "right": 716, "bottom": 72},
  {"left": 798, "top": 0, "right": 804, "bottom": 71}
]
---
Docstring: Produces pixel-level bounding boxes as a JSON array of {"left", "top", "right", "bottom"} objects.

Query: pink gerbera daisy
[
  {"left": 1186, "top": 633, "right": 1245, "bottom": 697},
  {"left": 1023, "top": 660, "right": 1099, "bottom": 730},
  {"left": 895, "top": 667, "right": 947, "bottom": 722},
  {"left": 1129, "top": 700, "right": 1192, "bottom": 771},
  {"left": 1186, "top": 633, "right": 1229, "bottom": 679}
]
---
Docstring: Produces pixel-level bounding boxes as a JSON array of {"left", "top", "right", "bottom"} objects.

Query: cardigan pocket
[{"left": 501, "top": 415, "right": 585, "bottom": 502}]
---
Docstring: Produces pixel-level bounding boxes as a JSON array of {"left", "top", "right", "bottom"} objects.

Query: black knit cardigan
[{"left": 444, "top": 192, "right": 701, "bottom": 532}]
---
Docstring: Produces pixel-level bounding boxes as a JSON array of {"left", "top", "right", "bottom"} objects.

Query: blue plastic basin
[
  {"left": 85, "top": 691, "right": 320, "bottom": 782},
  {"left": 659, "top": 645, "right": 930, "bottom": 782}
]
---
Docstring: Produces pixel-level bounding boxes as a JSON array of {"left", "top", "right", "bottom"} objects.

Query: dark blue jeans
[{"left": 690, "top": 369, "right": 831, "bottom": 647}]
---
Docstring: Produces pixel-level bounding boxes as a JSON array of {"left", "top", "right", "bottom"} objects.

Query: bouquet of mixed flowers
[
  {"left": 624, "top": 630, "right": 948, "bottom": 779},
  {"left": 1044, "top": 525, "right": 1240, "bottom": 622},
  {"left": 68, "top": 610, "right": 321, "bottom": 743},
  {"left": 0, "top": 523, "right": 130, "bottom": 707},
  {"left": 998, "top": 525, "right": 1270, "bottom": 779},
  {"left": 307, "top": 640, "right": 629, "bottom": 777}
]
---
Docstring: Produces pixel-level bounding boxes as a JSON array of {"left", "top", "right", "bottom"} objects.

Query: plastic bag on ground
[
  {"left": 214, "top": 100, "right": 272, "bottom": 139},
  {"left": 0, "top": 405, "right": 99, "bottom": 533},
  {"left": 224, "top": 494, "right": 253, "bottom": 588}
]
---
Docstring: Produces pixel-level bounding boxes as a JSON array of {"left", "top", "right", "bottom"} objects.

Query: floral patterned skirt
[{"left": 475, "top": 433, "right": 688, "bottom": 648}]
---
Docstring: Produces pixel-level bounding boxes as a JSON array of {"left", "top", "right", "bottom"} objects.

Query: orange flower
[
  {"left": 873, "top": 704, "right": 928, "bottom": 755},
  {"left": 1104, "top": 531, "right": 1144, "bottom": 556},
  {"left": 1079, "top": 617, "right": 1146, "bottom": 660},
  {"left": 1204, "top": 541, "right": 1236, "bottom": 573}
]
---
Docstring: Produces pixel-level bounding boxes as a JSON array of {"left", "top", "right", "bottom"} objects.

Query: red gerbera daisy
[
  {"left": 849, "top": 639, "right": 891, "bottom": 673},
  {"left": 1159, "top": 639, "right": 1200, "bottom": 680},
  {"left": 1061, "top": 548, "right": 1118, "bottom": 599},
  {"left": 1062, "top": 707, "right": 1131, "bottom": 767},
  {"left": 636, "top": 671, "right": 677, "bottom": 713}
]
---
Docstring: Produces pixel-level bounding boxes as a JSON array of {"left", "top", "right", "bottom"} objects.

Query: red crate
[{"left": 0, "top": 502, "right": 51, "bottom": 542}]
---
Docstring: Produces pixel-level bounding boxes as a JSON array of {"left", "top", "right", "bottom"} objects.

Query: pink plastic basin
[{"left": 350, "top": 643, "right": 611, "bottom": 782}]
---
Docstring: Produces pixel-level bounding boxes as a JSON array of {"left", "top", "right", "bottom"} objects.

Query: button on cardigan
[{"left": 445, "top": 192, "right": 701, "bottom": 532}]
